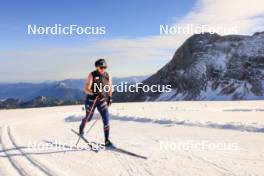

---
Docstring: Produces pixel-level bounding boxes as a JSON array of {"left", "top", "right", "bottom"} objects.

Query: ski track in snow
[
  {"left": 0, "top": 125, "right": 59, "bottom": 176},
  {"left": 112, "top": 150, "right": 151, "bottom": 176},
  {"left": 184, "top": 151, "right": 236, "bottom": 176},
  {"left": 0, "top": 125, "right": 152, "bottom": 176},
  {"left": 1, "top": 126, "right": 31, "bottom": 176},
  {"left": 0, "top": 101, "right": 263, "bottom": 175}
]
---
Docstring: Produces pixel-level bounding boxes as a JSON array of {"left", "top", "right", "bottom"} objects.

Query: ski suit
[{"left": 80, "top": 71, "right": 110, "bottom": 140}]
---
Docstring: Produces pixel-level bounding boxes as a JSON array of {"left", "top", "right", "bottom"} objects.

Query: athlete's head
[{"left": 95, "top": 58, "right": 107, "bottom": 74}]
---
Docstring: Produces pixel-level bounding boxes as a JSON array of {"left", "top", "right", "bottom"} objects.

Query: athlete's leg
[
  {"left": 79, "top": 95, "right": 96, "bottom": 134},
  {"left": 97, "top": 98, "right": 110, "bottom": 140}
]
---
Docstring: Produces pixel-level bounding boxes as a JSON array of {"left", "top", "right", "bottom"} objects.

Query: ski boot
[{"left": 105, "top": 139, "right": 113, "bottom": 147}]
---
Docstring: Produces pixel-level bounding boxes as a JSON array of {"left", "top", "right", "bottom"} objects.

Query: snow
[
  {"left": 156, "top": 90, "right": 177, "bottom": 101},
  {"left": 0, "top": 101, "right": 264, "bottom": 175},
  {"left": 237, "top": 35, "right": 264, "bottom": 58}
]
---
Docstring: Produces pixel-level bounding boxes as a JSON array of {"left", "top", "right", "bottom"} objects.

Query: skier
[{"left": 79, "top": 58, "right": 113, "bottom": 146}]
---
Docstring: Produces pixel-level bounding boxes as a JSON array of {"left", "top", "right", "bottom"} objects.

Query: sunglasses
[{"left": 99, "top": 67, "right": 107, "bottom": 70}]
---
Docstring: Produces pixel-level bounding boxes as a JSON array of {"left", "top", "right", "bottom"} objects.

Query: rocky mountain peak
[{"left": 114, "top": 32, "right": 264, "bottom": 101}]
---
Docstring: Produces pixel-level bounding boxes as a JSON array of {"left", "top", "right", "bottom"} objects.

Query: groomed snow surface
[{"left": 0, "top": 101, "right": 264, "bottom": 176}]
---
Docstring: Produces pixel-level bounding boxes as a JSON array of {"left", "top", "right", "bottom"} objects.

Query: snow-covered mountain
[{"left": 116, "top": 32, "right": 264, "bottom": 101}]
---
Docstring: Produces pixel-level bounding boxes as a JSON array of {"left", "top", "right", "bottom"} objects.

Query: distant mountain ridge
[
  {"left": 0, "top": 76, "right": 148, "bottom": 101},
  {"left": 0, "top": 96, "right": 83, "bottom": 109}
]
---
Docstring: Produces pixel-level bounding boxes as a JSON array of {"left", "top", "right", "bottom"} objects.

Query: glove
[
  {"left": 95, "top": 91, "right": 104, "bottom": 99},
  {"left": 107, "top": 96, "right": 112, "bottom": 106}
]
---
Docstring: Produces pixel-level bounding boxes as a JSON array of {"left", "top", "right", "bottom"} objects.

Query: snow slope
[{"left": 0, "top": 101, "right": 264, "bottom": 176}]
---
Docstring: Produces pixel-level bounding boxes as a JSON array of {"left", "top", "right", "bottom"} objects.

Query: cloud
[
  {"left": 1, "top": 0, "right": 264, "bottom": 82},
  {"left": 179, "top": 0, "right": 264, "bottom": 34}
]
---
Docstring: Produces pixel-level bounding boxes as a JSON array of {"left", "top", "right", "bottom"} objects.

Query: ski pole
[
  {"left": 83, "top": 96, "right": 98, "bottom": 124},
  {"left": 85, "top": 114, "right": 100, "bottom": 135},
  {"left": 76, "top": 96, "right": 98, "bottom": 145}
]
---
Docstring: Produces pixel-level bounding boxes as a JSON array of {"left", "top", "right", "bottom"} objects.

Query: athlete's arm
[
  {"left": 107, "top": 75, "right": 113, "bottom": 106},
  {"left": 108, "top": 75, "right": 113, "bottom": 97},
  {"left": 85, "top": 73, "right": 93, "bottom": 94}
]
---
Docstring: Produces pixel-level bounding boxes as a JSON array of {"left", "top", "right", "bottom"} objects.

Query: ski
[
  {"left": 71, "top": 129, "right": 99, "bottom": 152},
  {"left": 105, "top": 145, "right": 147, "bottom": 160}
]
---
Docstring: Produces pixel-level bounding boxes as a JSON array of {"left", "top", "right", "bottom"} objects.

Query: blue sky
[
  {"left": 1, "top": 0, "right": 264, "bottom": 82},
  {"left": 0, "top": 0, "right": 194, "bottom": 50}
]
